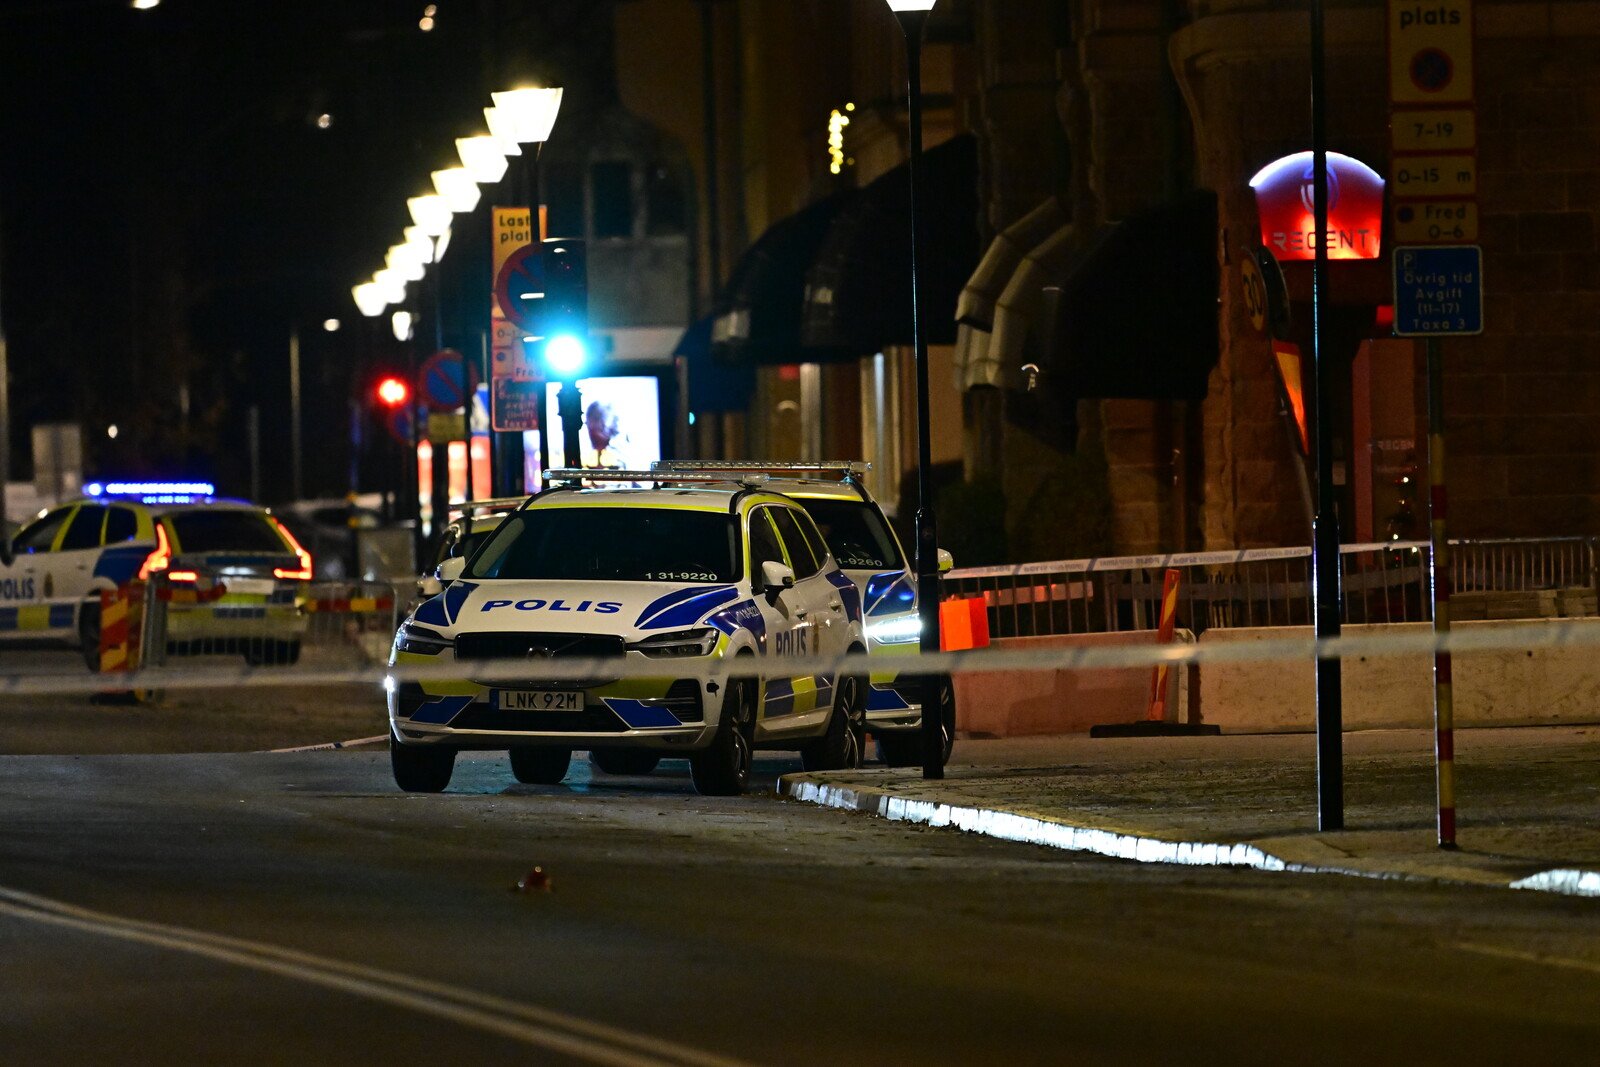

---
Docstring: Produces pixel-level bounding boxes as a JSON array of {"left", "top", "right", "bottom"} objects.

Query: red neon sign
[{"left": 1250, "top": 151, "right": 1384, "bottom": 261}]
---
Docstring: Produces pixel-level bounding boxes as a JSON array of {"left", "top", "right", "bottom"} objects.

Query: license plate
[
  {"left": 227, "top": 578, "right": 275, "bottom": 595},
  {"left": 495, "top": 690, "right": 584, "bottom": 711}
]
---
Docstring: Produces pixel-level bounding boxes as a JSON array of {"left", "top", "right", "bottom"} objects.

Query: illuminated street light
[
  {"left": 885, "top": 0, "right": 936, "bottom": 7},
  {"left": 406, "top": 194, "right": 452, "bottom": 237},
  {"left": 482, "top": 106, "right": 523, "bottom": 156},
  {"left": 456, "top": 135, "right": 508, "bottom": 184},
  {"left": 544, "top": 333, "right": 587, "bottom": 377},
  {"left": 352, "top": 282, "right": 388, "bottom": 318},
  {"left": 431, "top": 167, "right": 480, "bottom": 213},
  {"left": 391, "top": 310, "right": 414, "bottom": 342},
  {"left": 131, "top": 0, "right": 160, "bottom": 9},
  {"left": 489, "top": 87, "right": 564, "bottom": 145},
  {"left": 386, "top": 243, "right": 426, "bottom": 282},
  {"left": 372, "top": 269, "right": 408, "bottom": 305},
  {"left": 323, "top": 318, "right": 340, "bottom": 333}
]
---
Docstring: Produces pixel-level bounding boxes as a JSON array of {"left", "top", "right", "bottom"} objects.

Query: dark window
[
  {"left": 544, "top": 160, "right": 584, "bottom": 240},
  {"left": 748, "top": 509, "right": 786, "bottom": 581},
  {"left": 105, "top": 507, "right": 138, "bottom": 544},
  {"left": 645, "top": 164, "right": 686, "bottom": 236},
  {"left": 590, "top": 160, "right": 634, "bottom": 239},
  {"left": 467, "top": 507, "right": 738, "bottom": 583},
  {"left": 15, "top": 509, "right": 72, "bottom": 553},
  {"left": 796, "top": 498, "right": 904, "bottom": 570},
  {"left": 793, "top": 508, "right": 833, "bottom": 569},
  {"left": 60, "top": 506, "right": 107, "bottom": 551},
  {"left": 165, "top": 510, "right": 290, "bottom": 553},
  {"left": 770, "top": 507, "right": 821, "bottom": 579}
]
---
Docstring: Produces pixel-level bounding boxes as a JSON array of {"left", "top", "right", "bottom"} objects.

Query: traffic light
[
  {"left": 375, "top": 376, "right": 409, "bottom": 408},
  {"left": 538, "top": 238, "right": 588, "bottom": 378}
]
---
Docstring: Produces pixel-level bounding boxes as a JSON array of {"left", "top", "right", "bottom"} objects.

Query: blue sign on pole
[{"left": 1392, "top": 244, "right": 1483, "bottom": 336}]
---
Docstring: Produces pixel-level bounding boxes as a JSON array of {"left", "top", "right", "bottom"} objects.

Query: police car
[
  {"left": 414, "top": 497, "right": 524, "bottom": 604},
  {"left": 387, "top": 472, "right": 868, "bottom": 796},
  {"left": 654, "top": 461, "right": 955, "bottom": 767},
  {"left": 0, "top": 482, "right": 313, "bottom": 668}
]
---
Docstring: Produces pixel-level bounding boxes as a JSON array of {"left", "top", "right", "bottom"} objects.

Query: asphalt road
[{"left": 2, "top": 742, "right": 1599, "bottom": 1065}]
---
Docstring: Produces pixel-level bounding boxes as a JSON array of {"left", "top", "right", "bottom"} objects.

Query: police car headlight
[
  {"left": 395, "top": 623, "right": 452, "bottom": 656},
  {"left": 867, "top": 614, "right": 922, "bottom": 645},
  {"left": 630, "top": 627, "right": 719, "bottom": 658}
]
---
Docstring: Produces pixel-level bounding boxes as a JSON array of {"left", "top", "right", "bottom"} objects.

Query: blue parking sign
[{"left": 1393, "top": 245, "right": 1483, "bottom": 336}]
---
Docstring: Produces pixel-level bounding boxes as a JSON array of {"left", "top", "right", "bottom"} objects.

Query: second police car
[
  {"left": 654, "top": 461, "right": 956, "bottom": 767},
  {"left": 0, "top": 482, "right": 313, "bottom": 668},
  {"left": 388, "top": 471, "right": 869, "bottom": 796}
]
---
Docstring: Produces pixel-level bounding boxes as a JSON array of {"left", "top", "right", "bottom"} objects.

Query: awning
[
  {"left": 676, "top": 315, "right": 755, "bottom": 411},
  {"left": 802, "top": 134, "right": 981, "bottom": 354},
  {"left": 1049, "top": 190, "right": 1220, "bottom": 402},
  {"left": 710, "top": 190, "right": 861, "bottom": 365}
]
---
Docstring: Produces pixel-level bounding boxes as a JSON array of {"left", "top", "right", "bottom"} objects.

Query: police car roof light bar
[
  {"left": 541, "top": 469, "right": 772, "bottom": 488},
  {"left": 650, "top": 460, "right": 869, "bottom": 477}
]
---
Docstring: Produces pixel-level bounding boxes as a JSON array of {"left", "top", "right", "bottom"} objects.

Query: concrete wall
[
  {"left": 954, "top": 630, "right": 1191, "bottom": 737},
  {"left": 1198, "top": 620, "right": 1600, "bottom": 733}
]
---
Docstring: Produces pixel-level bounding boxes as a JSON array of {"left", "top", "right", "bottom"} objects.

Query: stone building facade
[{"left": 612, "top": 0, "right": 1600, "bottom": 561}]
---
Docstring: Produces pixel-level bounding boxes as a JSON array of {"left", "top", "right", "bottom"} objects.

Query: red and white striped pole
[{"left": 1426, "top": 336, "right": 1457, "bottom": 849}]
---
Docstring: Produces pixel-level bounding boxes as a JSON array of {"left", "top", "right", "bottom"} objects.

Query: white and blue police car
[
  {"left": 653, "top": 461, "right": 956, "bottom": 767},
  {"left": 387, "top": 472, "right": 868, "bottom": 796}
]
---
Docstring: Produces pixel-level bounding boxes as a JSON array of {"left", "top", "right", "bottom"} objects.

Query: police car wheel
[
  {"left": 589, "top": 748, "right": 662, "bottom": 776},
  {"left": 509, "top": 746, "right": 572, "bottom": 785},
  {"left": 78, "top": 605, "right": 101, "bottom": 673},
  {"left": 390, "top": 733, "right": 455, "bottom": 793},
  {"left": 875, "top": 676, "right": 956, "bottom": 768},
  {"left": 801, "top": 672, "right": 866, "bottom": 772},
  {"left": 690, "top": 676, "right": 754, "bottom": 796}
]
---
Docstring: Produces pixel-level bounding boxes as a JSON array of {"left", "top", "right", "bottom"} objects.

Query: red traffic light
[{"left": 375, "top": 376, "right": 409, "bottom": 408}]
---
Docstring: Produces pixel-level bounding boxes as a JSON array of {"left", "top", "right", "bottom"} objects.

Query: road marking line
[
  {"left": 1456, "top": 942, "right": 1600, "bottom": 976},
  {"left": 267, "top": 734, "right": 387, "bottom": 753},
  {"left": 0, "top": 886, "right": 748, "bottom": 1067}
]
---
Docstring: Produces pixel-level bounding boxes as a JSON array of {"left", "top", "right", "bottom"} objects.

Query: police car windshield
[
  {"left": 465, "top": 507, "right": 739, "bottom": 583},
  {"left": 165, "top": 510, "right": 288, "bottom": 554},
  {"left": 796, "top": 499, "right": 903, "bottom": 570}
]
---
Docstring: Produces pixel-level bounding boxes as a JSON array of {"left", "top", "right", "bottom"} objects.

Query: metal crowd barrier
[{"left": 943, "top": 537, "right": 1600, "bottom": 639}]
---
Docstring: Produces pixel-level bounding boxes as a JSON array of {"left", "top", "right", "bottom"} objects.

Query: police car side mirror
[
  {"left": 760, "top": 560, "right": 795, "bottom": 597},
  {"left": 438, "top": 557, "right": 467, "bottom": 584},
  {"left": 938, "top": 548, "right": 954, "bottom": 573},
  {"left": 418, "top": 574, "right": 444, "bottom": 598}
]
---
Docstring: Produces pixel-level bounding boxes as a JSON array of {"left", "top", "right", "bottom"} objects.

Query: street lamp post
[
  {"left": 886, "top": 0, "right": 944, "bottom": 780},
  {"left": 490, "top": 87, "right": 564, "bottom": 491}
]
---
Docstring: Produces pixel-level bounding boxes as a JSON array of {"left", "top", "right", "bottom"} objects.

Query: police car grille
[{"left": 455, "top": 632, "right": 626, "bottom": 686}]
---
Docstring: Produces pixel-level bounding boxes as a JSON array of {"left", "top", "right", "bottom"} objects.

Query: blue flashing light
[
  {"left": 545, "top": 333, "right": 588, "bottom": 377},
  {"left": 88, "top": 480, "right": 216, "bottom": 501}
]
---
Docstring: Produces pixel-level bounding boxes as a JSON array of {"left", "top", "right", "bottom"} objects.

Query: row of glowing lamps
[{"left": 349, "top": 87, "right": 564, "bottom": 323}]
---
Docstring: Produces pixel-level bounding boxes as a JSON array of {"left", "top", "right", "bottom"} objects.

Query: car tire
[
  {"left": 801, "top": 669, "right": 866, "bottom": 772},
  {"left": 509, "top": 746, "right": 572, "bottom": 785},
  {"left": 875, "top": 675, "right": 956, "bottom": 768},
  {"left": 690, "top": 674, "right": 755, "bottom": 796},
  {"left": 589, "top": 748, "right": 662, "bottom": 776},
  {"left": 390, "top": 732, "right": 455, "bottom": 793},
  {"left": 78, "top": 603, "right": 101, "bottom": 673}
]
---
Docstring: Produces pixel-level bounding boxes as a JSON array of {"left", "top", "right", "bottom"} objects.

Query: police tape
[{"left": 0, "top": 618, "right": 1599, "bottom": 696}]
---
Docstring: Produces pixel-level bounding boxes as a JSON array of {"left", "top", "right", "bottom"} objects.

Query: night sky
[{"left": 0, "top": 0, "right": 604, "bottom": 501}]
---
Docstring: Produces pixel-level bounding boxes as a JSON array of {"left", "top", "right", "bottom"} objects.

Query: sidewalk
[{"left": 776, "top": 725, "right": 1600, "bottom": 897}]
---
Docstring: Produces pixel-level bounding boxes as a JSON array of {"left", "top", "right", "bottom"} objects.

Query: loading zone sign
[{"left": 1393, "top": 245, "right": 1483, "bottom": 336}]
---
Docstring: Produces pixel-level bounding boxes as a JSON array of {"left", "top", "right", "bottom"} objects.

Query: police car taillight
[
  {"left": 138, "top": 524, "right": 172, "bottom": 580},
  {"left": 271, "top": 519, "right": 313, "bottom": 580}
]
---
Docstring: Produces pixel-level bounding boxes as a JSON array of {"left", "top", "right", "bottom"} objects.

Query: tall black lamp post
[{"left": 885, "top": 0, "right": 944, "bottom": 780}]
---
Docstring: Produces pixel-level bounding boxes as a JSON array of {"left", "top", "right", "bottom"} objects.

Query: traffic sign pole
[
  {"left": 1309, "top": 0, "right": 1345, "bottom": 833},
  {"left": 1426, "top": 336, "right": 1457, "bottom": 849}
]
